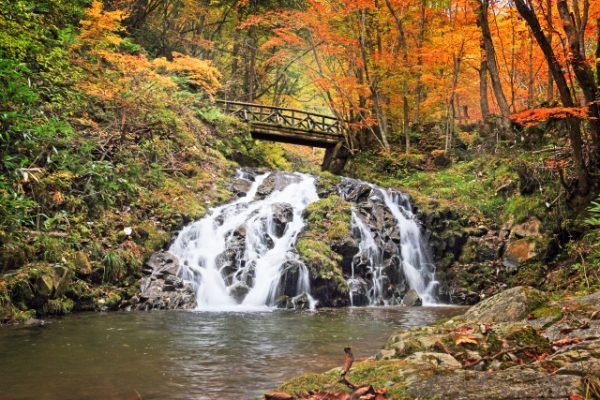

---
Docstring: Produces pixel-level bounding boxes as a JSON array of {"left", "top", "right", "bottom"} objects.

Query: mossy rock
[{"left": 463, "top": 286, "right": 549, "bottom": 323}]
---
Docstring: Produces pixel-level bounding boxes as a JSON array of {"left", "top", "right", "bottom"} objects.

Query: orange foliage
[{"left": 510, "top": 107, "right": 589, "bottom": 126}]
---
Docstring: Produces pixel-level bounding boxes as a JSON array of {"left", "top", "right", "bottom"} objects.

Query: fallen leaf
[
  {"left": 552, "top": 338, "right": 583, "bottom": 347},
  {"left": 454, "top": 335, "right": 479, "bottom": 346}
]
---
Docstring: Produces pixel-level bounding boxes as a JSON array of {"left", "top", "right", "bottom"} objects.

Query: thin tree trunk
[
  {"left": 545, "top": 0, "right": 554, "bottom": 101},
  {"left": 557, "top": 0, "right": 600, "bottom": 161},
  {"left": 477, "top": 0, "right": 511, "bottom": 120},
  {"left": 514, "top": 0, "right": 589, "bottom": 195},
  {"left": 479, "top": 41, "right": 490, "bottom": 118},
  {"left": 527, "top": 31, "right": 535, "bottom": 107}
]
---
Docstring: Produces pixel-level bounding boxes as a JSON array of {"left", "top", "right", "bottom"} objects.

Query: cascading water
[
  {"left": 341, "top": 178, "right": 438, "bottom": 306},
  {"left": 378, "top": 190, "right": 438, "bottom": 305},
  {"left": 167, "top": 170, "right": 438, "bottom": 311},
  {"left": 349, "top": 210, "right": 385, "bottom": 306},
  {"left": 169, "top": 171, "right": 319, "bottom": 311}
]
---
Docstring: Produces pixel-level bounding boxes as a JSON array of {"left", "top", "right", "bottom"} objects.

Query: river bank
[{"left": 271, "top": 287, "right": 600, "bottom": 400}]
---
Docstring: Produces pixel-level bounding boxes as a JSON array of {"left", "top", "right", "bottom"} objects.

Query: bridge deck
[{"left": 216, "top": 100, "right": 344, "bottom": 148}]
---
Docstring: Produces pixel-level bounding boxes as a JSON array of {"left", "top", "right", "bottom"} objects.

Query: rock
[
  {"left": 403, "top": 352, "right": 462, "bottom": 370},
  {"left": 403, "top": 289, "right": 422, "bottom": 306},
  {"left": 135, "top": 251, "right": 195, "bottom": 310},
  {"left": 463, "top": 286, "right": 548, "bottom": 323},
  {"left": 270, "top": 203, "right": 294, "bottom": 237},
  {"left": 73, "top": 251, "right": 92, "bottom": 276},
  {"left": 405, "top": 368, "right": 581, "bottom": 400},
  {"left": 291, "top": 293, "right": 311, "bottom": 310},
  {"left": 511, "top": 218, "right": 541, "bottom": 238},
  {"left": 278, "top": 260, "right": 302, "bottom": 297},
  {"left": 145, "top": 251, "right": 180, "bottom": 277},
  {"left": 229, "top": 281, "right": 250, "bottom": 302},
  {"left": 503, "top": 238, "right": 538, "bottom": 271},
  {"left": 341, "top": 180, "right": 372, "bottom": 203},
  {"left": 34, "top": 274, "right": 55, "bottom": 298},
  {"left": 256, "top": 173, "right": 301, "bottom": 199}
]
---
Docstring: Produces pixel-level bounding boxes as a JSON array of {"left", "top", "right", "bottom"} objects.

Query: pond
[{"left": 0, "top": 306, "right": 463, "bottom": 399}]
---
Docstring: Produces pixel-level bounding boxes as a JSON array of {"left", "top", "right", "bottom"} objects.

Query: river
[{"left": 0, "top": 306, "right": 462, "bottom": 399}]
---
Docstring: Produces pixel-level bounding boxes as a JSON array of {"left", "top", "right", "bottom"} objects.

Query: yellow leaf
[{"left": 454, "top": 335, "right": 479, "bottom": 346}]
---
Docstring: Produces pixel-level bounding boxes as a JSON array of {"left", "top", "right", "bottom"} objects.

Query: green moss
[
  {"left": 278, "top": 360, "right": 409, "bottom": 399},
  {"left": 46, "top": 297, "right": 74, "bottom": 315}
]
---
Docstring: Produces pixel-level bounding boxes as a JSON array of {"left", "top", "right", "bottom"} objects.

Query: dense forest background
[{"left": 1, "top": 0, "right": 599, "bottom": 322}]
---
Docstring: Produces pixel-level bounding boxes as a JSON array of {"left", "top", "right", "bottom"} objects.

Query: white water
[
  {"left": 378, "top": 189, "right": 438, "bottom": 305},
  {"left": 349, "top": 209, "right": 386, "bottom": 306},
  {"left": 170, "top": 170, "right": 437, "bottom": 310},
  {"left": 169, "top": 171, "right": 319, "bottom": 311}
]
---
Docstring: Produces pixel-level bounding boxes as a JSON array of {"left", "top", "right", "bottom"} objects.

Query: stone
[
  {"left": 278, "top": 260, "right": 302, "bottom": 297},
  {"left": 135, "top": 251, "right": 195, "bottom": 310},
  {"left": 403, "top": 352, "right": 462, "bottom": 370},
  {"left": 462, "top": 286, "right": 548, "bottom": 323},
  {"left": 73, "top": 251, "right": 92, "bottom": 276},
  {"left": 511, "top": 218, "right": 542, "bottom": 238},
  {"left": 502, "top": 238, "right": 537, "bottom": 271},
  {"left": 34, "top": 274, "right": 55, "bottom": 298},
  {"left": 256, "top": 173, "right": 301, "bottom": 199},
  {"left": 403, "top": 289, "right": 422, "bottom": 307},
  {"left": 405, "top": 368, "right": 581, "bottom": 400},
  {"left": 228, "top": 281, "right": 250, "bottom": 302},
  {"left": 145, "top": 251, "right": 180, "bottom": 276},
  {"left": 270, "top": 203, "right": 294, "bottom": 237}
]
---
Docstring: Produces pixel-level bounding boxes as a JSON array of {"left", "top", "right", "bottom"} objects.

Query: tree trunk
[
  {"left": 514, "top": 0, "right": 589, "bottom": 196},
  {"left": 476, "top": 0, "right": 510, "bottom": 120},
  {"left": 596, "top": 18, "right": 600, "bottom": 88},
  {"left": 557, "top": 0, "right": 600, "bottom": 162},
  {"left": 479, "top": 44, "right": 490, "bottom": 118},
  {"left": 544, "top": 0, "right": 554, "bottom": 101}
]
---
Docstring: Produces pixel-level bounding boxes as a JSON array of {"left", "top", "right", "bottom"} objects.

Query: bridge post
[{"left": 322, "top": 140, "right": 350, "bottom": 174}]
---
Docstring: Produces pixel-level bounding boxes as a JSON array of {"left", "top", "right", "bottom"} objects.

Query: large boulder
[{"left": 463, "top": 286, "right": 548, "bottom": 323}]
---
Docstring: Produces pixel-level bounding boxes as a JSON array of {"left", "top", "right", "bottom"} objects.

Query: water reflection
[{"left": 0, "top": 307, "right": 463, "bottom": 399}]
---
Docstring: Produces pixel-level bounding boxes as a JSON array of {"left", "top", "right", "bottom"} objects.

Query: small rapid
[{"left": 168, "top": 170, "right": 438, "bottom": 310}]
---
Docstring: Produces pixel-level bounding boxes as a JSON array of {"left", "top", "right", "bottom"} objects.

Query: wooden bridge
[{"left": 216, "top": 100, "right": 349, "bottom": 172}]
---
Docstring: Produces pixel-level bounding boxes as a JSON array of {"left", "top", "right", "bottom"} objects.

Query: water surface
[{"left": 0, "top": 307, "right": 463, "bottom": 399}]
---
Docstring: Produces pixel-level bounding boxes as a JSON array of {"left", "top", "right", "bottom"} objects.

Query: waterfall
[
  {"left": 378, "top": 190, "right": 438, "bottom": 305},
  {"left": 169, "top": 171, "right": 319, "bottom": 311},
  {"left": 168, "top": 170, "right": 438, "bottom": 311},
  {"left": 349, "top": 210, "right": 386, "bottom": 306}
]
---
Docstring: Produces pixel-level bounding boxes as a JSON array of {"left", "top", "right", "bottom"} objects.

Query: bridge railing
[{"left": 216, "top": 100, "right": 343, "bottom": 137}]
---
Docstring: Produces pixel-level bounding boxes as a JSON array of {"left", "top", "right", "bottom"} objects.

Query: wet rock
[
  {"left": 291, "top": 293, "right": 311, "bottom": 310},
  {"left": 135, "top": 251, "right": 196, "bottom": 310},
  {"left": 403, "top": 289, "right": 422, "bottom": 306},
  {"left": 341, "top": 180, "right": 372, "bottom": 203},
  {"left": 256, "top": 173, "right": 302, "bottom": 199},
  {"left": 271, "top": 203, "right": 294, "bottom": 237},
  {"left": 331, "top": 237, "right": 359, "bottom": 272},
  {"left": 229, "top": 281, "right": 250, "bottom": 302},
  {"left": 348, "top": 277, "right": 369, "bottom": 306},
  {"left": 463, "top": 286, "right": 548, "bottom": 323},
  {"left": 278, "top": 260, "right": 302, "bottom": 297}
]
